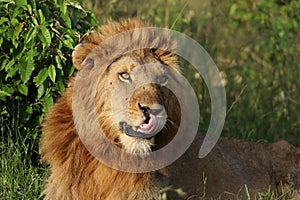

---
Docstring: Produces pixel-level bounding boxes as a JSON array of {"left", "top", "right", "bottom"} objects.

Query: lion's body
[
  {"left": 40, "top": 18, "right": 300, "bottom": 200},
  {"left": 40, "top": 19, "right": 180, "bottom": 200}
]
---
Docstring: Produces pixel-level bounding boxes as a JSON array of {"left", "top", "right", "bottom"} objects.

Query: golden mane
[{"left": 72, "top": 18, "right": 178, "bottom": 71}]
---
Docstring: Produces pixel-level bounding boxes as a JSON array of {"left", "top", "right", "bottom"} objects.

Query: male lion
[
  {"left": 41, "top": 19, "right": 300, "bottom": 200},
  {"left": 40, "top": 19, "right": 182, "bottom": 200}
]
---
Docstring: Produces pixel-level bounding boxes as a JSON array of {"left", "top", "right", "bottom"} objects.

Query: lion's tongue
[{"left": 137, "top": 114, "right": 164, "bottom": 134}]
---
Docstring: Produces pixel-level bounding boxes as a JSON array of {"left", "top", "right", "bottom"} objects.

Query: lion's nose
[
  {"left": 138, "top": 103, "right": 151, "bottom": 124},
  {"left": 138, "top": 103, "right": 164, "bottom": 116},
  {"left": 138, "top": 103, "right": 150, "bottom": 117}
]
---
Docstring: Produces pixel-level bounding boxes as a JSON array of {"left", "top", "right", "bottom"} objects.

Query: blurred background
[
  {"left": 0, "top": 0, "right": 299, "bottom": 198},
  {"left": 79, "top": 0, "right": 300, "bottom": 146}
]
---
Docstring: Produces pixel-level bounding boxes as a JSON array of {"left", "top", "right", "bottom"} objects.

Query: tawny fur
[{"left": 40, "top": 19, "right": 180, "bottom": 200}]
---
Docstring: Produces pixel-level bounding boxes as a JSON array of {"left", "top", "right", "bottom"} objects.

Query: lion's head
[{"left": 72, "top": 19, "right": 181, "bottom": 155}]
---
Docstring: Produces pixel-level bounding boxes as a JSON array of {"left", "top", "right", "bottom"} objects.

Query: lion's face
[
  {"left": 95, "top": 53, "right": 178, "bottom": 154},
  {"left": 72, "top": 20, "right": 181, "bottom": 155}
]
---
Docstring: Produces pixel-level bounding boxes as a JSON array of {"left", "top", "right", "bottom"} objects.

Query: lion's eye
[{"left": 118, "top": 72, "right": 131, "bottom": 82}]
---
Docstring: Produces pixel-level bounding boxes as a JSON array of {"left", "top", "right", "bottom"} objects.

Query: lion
[
  {"left": 40, "top": 18, "right": 300, "bottom": 200},
  {"left": 40, "top": 18, "right": 182, "bottom": 200}
]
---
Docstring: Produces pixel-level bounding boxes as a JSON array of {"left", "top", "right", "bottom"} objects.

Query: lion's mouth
[{"left": 119, "top": 114, "right": 165, "bottom": 139}]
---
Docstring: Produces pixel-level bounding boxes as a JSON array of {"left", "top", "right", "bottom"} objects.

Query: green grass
[
  {"left": 0, "top": 129, "right": 47, "bottom": 199},
  {"left": 159, "top": 184, "right": 299, "bottom": 200},
  {"left": 1, "top": 126, "right": 298, "bottom": 200}
]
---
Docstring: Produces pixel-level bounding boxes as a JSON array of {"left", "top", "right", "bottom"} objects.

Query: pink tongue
[{"left": 137, "top": 114, "right": 164, "bottom": 134}]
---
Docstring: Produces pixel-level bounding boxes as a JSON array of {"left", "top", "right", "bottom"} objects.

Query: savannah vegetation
[{"left": 0, "top": 0, "right": 299, "bottom": 199}]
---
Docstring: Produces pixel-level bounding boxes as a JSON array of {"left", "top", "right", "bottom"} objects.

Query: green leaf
[
  {"left": 30, "top": 16, "right": 38, "bottom": 25},
  {"left": 62, "top": 34, "right": 74, "bottom": 49},
  {"left": 18, "top": 84, "right": 28, "bottom": 95},
  {"left": 15, "top": 0, "right": 27, "bottom": 7},
  {"left": 25, "top": 27, "right": 37, "bottom": 47},
  {"left": 34, "top": 68, "right": 48, "bottom": 86},
  {"left": 43, "top": 94, "right": 54, "bottom": 111},
  {"left": 0, "top": 0, "right": 12, "bottom": 3},
  {"left": 56, "top": 78, "right": 65, "bottom": 93},
  {"left": 5, "top": 59, "right": 15, "bottom": 70},
  {"left": 59, "top": 0, "right": 67, "bottom": 14},
  {"left": 26, "top": 4, "right": 32, "bottom": 15},
  {"left": 12, "top": 22, "right": 24, "bottom": 48},
  {"left": 27, "top": 48, "right": 39, "bottom": 58},
  {"left": 37, "top": 9, "right": 45, "bottom": 25},
  {"left": 6, "top": 67, "right": 19, "bottom": 79},
  {"left": 0, "top": 24, "right": 8, "bottom": 35},
  {"left": 26, "top": 105, "right": 33, "bottom": 115},
  {"left": 69, "top": 65, "right": 75, "bottom": 76},
  {"left": 0, "top": 17, "right": 9, "bottom": 25},
  {"left": 60, "top": 13, "right": 72, "bottom": 28},
  {"left": 1, "top": 59, "right": 7, "bottom": 71},
  {"left": 0, "top": 90, "right": 10, "bottom": 100},
  {"left": 12, "top": 7, "right": 21, "bottom": 19},
  {"left": 19, "top": 59, "right": 34, "bottom": 83},
  {"left": 28, "top": 0, "right": 37, "bottom": 13},
  {"left": 37, "top": 84, "right": 45, "bottom": 99},
  {"left": 55, "top": 55, "right": 62, "bottom": 70},
  {"left": 229, "top": 4, "right": 237, "bottom": 17},
  {"left": 11, "top": 18, "right": 19, "bottom": 26},
  {"left": 48, "top": 64, "right": 56, "bottom": 83},
  {"left": 15, "top": 23, "right": 24, "bottom": 38},
  {"left": 5, "top": 60, "right": 19, "bottom": 79},
  {"left": 0, "top": 85, "right": 14, "bottom": 97},
  {"left": 38, "top": 27, "right": 51, "bottom": 47}
]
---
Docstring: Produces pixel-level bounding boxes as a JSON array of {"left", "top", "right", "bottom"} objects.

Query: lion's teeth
[{"left": 132, "top": 126, "right": 138, "bottom": 131}]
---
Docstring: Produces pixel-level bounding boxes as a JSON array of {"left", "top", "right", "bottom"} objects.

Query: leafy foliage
[
  {"left": 209, "top": 0, "right": 300, "bottom": 145},
  {"left": 0, "top": 0, "right": 97, "bottom": 198},
  {"left": 0, "top": 0, "right": 97, "bottom": 139}
]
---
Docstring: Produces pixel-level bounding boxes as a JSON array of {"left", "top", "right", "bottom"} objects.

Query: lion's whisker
[{"left": 166, "top": 118, "right": 178, "bottom": 129}]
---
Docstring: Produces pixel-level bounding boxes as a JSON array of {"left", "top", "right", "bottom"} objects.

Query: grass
[
  {"left": 0, "top": 128, "right": 47, "bottom": 199},
  {"left": 159, "top": 184, "right": 299, "bottom": 200},
  {"left": 1, "top": 123, "right": 298, "bottom": 200}
]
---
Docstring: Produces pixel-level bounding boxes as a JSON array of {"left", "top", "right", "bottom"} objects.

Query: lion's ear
[{"left": 72, "top": 31, "right": 102, "bottom": 70}]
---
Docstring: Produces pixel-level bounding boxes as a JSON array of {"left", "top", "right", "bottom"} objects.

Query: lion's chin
[{"left": 119, "top": 133, "right": 154, "bottom": 155}]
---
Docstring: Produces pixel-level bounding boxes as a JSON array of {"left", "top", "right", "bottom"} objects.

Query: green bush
[
  {"left": 0, "top": 0, "right": 97, "bottom": 138},
  {"left": 212, "top": 0, "right": 300, "bottom": 145},
  {"left": 0, "top": 0, "right": 97, "bottom": 198},
  {"left": 176, "top": 0, "right": 300, "bottom": 146}
]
